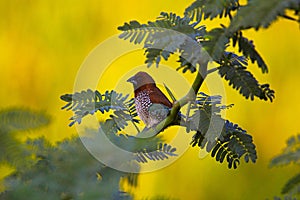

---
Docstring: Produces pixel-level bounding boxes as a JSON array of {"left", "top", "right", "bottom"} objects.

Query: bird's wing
[
  {"left": 148, "top": 103, "right": 170, "bottom": 116},
  {"left": 148, "top": 103, "right": 170, "bottom": 127},
  {"left": 148, "top": 87, "right": 172, "bottom": 108}
]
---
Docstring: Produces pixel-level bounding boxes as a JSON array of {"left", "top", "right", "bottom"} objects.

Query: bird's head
[{"left": 127, "top": 71, "right": 156, "bottom": 90}]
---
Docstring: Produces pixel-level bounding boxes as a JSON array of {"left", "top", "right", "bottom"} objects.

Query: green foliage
[
  {"left": 187, "top": 93, "right": 256, "bottom": 169},
  {"left": 0, "top": 108, "right": 50, "bottom": 166},
  {"left": 118, "top": 12, "right": 206, "bottom": 70},
  {"left": 61, "top": 89, "right": 178, "bottom": 163},
  {"left": 1, "top": 0, "right": 292, "bottom": 199},
  {"left": 232, "top": 31, "right": 268, "bottom": 73},
  {"left": 0, "top": 108, "right": 140, "bottom": 199},
  {"left": 1, "top": 136, "right": 134, "bottom": 200},
  {"left": 135, "top": 143, "right": 177, "bottom": 163},
  {"left": 218, "top": 54, "right": 274, "bottom": 101},
  {"left": 97, "top": 126, "right": 178, "bottom": 163},
  {"left": 270, "top": 134, "right": 300, "bottom": 198},
  {"left": 228, "top": 0, "right": 300, "bottom": 32},
  {"left": 58, "top": 1, "right": 300, "bottom": 197},
  {"left": 4, "top": 0, "right": 300, "bottom": 199},
  {"left": 118, "top": 12, "right": 205, "bottom": 43},
  {"left": 0, "top": 108, "right": 50, "bottom": 133},
  {"left": 60, "top": 89, "right": 139, "bottom": 127},
  {"left": 281, "top": 173, "right": 300, "bottom": 195},
  {"left": 118, "top": 0, "right": 299, "bottom": 103},
  {"left": 0, "top": 107, "right": 178, "bottom": 199},
  {"left": 186, "top": 92, "right": 225, "bottom": 142},
  {"left": 184, "top": 0, "right": 240, "bottom": 21},
  {"left": 60, "top": 0, "right": 300, "bottom": 173},
  {"left": 201, "top": 27, "right": 229, "bottom": 61},
  {"left": 0, "top": 108, "right": 129, "bottom": 199},
  {"left": 270, "top": 134, "right": 300, "bottom": 167},
  {"left": 217, "top": 121, "right": 256, "bottom": 168},
  {"left": 117, "top": 1, "right": 284, "bottom": 102},
  {"left": 61, "top": 89, "right": 256, "bottom": 169}
]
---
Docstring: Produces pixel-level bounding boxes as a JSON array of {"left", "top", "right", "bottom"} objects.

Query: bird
[{"left": 127, "top": 71, "right": 173, "bottom": 128}]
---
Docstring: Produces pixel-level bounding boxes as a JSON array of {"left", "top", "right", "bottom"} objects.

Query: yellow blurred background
[{"left": 1, "top": 0, "right": 300, "bottom": 199}]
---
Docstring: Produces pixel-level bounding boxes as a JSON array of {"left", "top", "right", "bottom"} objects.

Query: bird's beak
[{"left": 127, "top": 76, "right": 136, "bottom": 85}]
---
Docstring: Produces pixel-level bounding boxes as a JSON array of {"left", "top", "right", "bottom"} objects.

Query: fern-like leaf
[
  {"left": 91, "top": 126, "right": 177, "bottom": 163},
  {"left": 201, "top": 27, "right": 230, "bottom": 61},
  {"left": 123, "top": 173, "right": 139, "bottom": 188},
  {"left": 191, "top": 120, "right": 257, "bottom": 169},
  {"left": 188, "top": 103, "right": 224, "bottom": 148},
  {"left": 187, "top": 92, "right": 227, "bottom": 135},
  {"left": 270, "top": 134, "right": 300, "bottom": 167},
  {"left": 221, "top": 51, "right": 248, "bottom": 66},
  {"left": 118, "top": 20, "right": 150, "bottom": 44},
  {"left": 143, "top": 31, "right": 185, "bottom": 67},
  {"left": 222, "top": 121, "right": 257, "bottom": 163},
  {"left": 177, "top": 38, "right": 204, "bottom": 73},
  {"left": 135, "top": 143, "right": 177, "bottom": 163},
  {"left": 0, "top": 108, "right": 50, "bottom": 133},
  {"left": 270, "top": 134, "right": 300, "bottom": 197},
  {"left": 218, "top": 59, "right": 274, "bottom": 101},
  {"left": 232, "top": 31, "right": 268, "bottom": 73},
  {"left": 118, "top": 12, "right": 206, "bottom": 68},
  {"left": 118, "top": 12, "right": 204, "bottom": 44},
  {"left": 281, "top": 173, "right": 300, "bottom": 195},
  {"left": 176, "top": 56, "right": 197, "bottom": 73},
  {"left": 184, "top": 0, "right": 240, "bottom": 22},
  {"left": 228, "top": 0, "right": 300, "bottom": 32},
  {"left": 60, "top": 89, "right": 138, "bottom": 127},
  {"left": 187, "top": 93, "right": 256, "bottom": 169},
  {"left": 0, "top": 108, "right": 50, "bottom": 166},
  {"left": 2, "top": 136, "right": 134, "bottom": 199}
]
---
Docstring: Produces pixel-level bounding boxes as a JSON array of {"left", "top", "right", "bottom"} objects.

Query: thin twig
[
  {"left": 132, "top": 121, "right": 141, "bottom": 133},
  {"left": 207, "top": 67, "right": 219, "bottom": 75}
]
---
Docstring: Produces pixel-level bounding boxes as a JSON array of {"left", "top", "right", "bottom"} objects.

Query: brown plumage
[{"left": 127, "top": 71, "right": 172, "bottom": 128}]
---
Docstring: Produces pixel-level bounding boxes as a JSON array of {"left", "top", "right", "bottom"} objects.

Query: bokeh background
[{"left": 1, "top": 0, "right": 300, "bottom": 199}]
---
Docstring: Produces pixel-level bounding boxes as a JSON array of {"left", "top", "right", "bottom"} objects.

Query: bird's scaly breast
[{"left": 134, "top": 90, "right": 152, "bottom": 125}]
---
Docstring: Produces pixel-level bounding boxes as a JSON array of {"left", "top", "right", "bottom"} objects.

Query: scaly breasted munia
[{"left": 127, "top": 71, "right": 172, "bottom": 128}]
